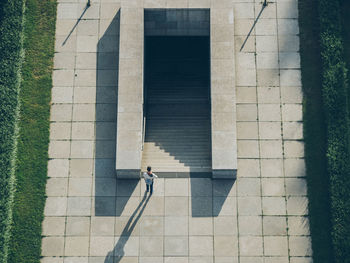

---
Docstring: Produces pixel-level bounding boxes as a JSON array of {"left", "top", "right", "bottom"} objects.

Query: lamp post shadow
[
  {"left": 62, "top": 4, "right": 90, "bottom": 46},
  {"left": 240, "top": 3, "right": 269, "bottom": 52},
  {"left": 104, "top": 192, "right": 151, "bottom": 263}
]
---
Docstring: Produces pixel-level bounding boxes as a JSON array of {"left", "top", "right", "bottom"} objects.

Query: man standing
[{"left": 143, "top": 166, "right": 158, "bottom": 195}]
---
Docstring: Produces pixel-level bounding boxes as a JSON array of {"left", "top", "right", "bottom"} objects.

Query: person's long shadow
[{"left": 104, "top": 192, "right": 151, "bottom": 263}]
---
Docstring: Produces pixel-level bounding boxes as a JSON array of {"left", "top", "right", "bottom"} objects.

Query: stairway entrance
[{"left": 141, "top": 36, "right": 211, "bottom": 176}]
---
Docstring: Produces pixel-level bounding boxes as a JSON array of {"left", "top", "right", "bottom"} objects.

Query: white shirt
[{"left": 143, "top": 172, "right": 158, "bottom": 184}]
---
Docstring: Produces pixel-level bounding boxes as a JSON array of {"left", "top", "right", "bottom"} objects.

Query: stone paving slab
[{"left": 43, "top": 0, "right": 312, "bottom": 262}]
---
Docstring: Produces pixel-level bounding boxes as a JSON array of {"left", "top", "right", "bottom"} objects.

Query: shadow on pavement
[
  {"left": 104, "top": 192, "right": 151, "bottom": 263},
  {"left": 190, "top": 178, "right": 236, "bottom": 217},
  {"left": 94, "top": 10, "right": 140, "bottom": 217}
]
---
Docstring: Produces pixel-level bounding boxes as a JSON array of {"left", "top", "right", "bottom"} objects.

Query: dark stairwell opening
[{"left": 142, "top": 36, "right": 211, "bottom": 177}]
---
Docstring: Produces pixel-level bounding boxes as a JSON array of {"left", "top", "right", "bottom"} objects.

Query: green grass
[
  {"left": 7, "top": 0, "right": 57, "bottom": 262},
  {"left": 298, "top": 0, "right": 335, "bottom": 262}
]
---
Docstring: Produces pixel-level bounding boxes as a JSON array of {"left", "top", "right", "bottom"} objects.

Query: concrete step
[
  {"left": 142, "top": 147, "right": 210, "bottom": 154},
  {"left": 142, "top": 150, "right": 210, "bottom": 155},
  {"left": 145, "top": 136, "right": 209, "bottom": 139},
  {"left": 148, "top": 92, "right": 208, "bottom": 96},
  {"left": 148, "top": 86, "right": 208, "bottom": 90},
  {"left": 143, "top": 148, "right": 210, "bottom": 153},
  {"left": 146, "top": 106, "right": 209, "bottom": 115},
  {"left": 145, "top": 131, "right": 210, "bottom": 135},
  {"left": 145, "top": 125, "right": 209, "bottom": 128},
  {"left": 145, "top": 130, "right": 210, "bottom": 134},
  {"left": 143, "top": 151, "right": 210, "bottom": 155},
  {"left": 145, "top": 125, "right": 210, "bottom": 129},
  {"left": 140, "top": 166, "right": 212, "bottom": 171},
  {"left": 141, "top": 161, "right": 211, "bottom": 169},
  {"left": 148, "top": 81, "right": 208, "bottom": 87},
  {"left": 148, "top": 99, "right": 209, "bottom": 104},
  {"left": 146, "top": 125, "right": 209, "bottom": 128},
  {"left": 143, "top": 145, "right": 210, "bottom": 150},
  {"left": 145, "top": 140, "right": 210, "bottom": 144},
  {"left": 147, "top": 103, "right": 209, "bottom": 108},
  {"left": 144, "top": 136, "right": 210, "bottom": 140},
  {"left": 142, "top": 155, "right": 211, "bottom": 159},
  {"left": 142, "top": 155, "right": 211, "bottom": 160},
  {"left": 141, "top": 155, "right": 211, "bottom": 161},
  {"left": 147, "top": 92, "right": 208, "bottom": 96},
  {"left": 141, "top": 159, "right": 212, "bottom": 164},
  {"left": 140, "top": 167, "right": 212, "bottom": 173},
  {"left": 143, "top": 142, "right": 210, "bottom": 149},
  {"left": 147, "top": 111, "right": 209, "bottom": 116},
  {"left": 145, "top": 128, "right": 210, "bottom": 131},
  {"left": 145, "top": 127, "right": 210, "bottom": 131},
  {"left": 146, "top": 120, "right": 209, "bottom": 124},
  {"left": 148, "top": 95, "right": 208, "bottom": 100},
  {"left": 145, "top": 133, "right": 210, "bottom": 137},
  {"left": 145, "top": 126, "right": 210, "bottom": 130},
  {"left": 146, "top": 115, "right": 210, "bottom": 119}
]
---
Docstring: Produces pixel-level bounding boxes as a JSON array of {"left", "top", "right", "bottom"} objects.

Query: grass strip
[
  {"left": 298, "top": 0, "right": 335, "bottom": 262},
  {"left": 318, "top": 0, "right": 350, "bottom": 261},
  {"left": 7, "top": 0, "right": 57, "bottom": 262},
  {"left": 0, "top": 1, "right": 25, "bottom": 262}
]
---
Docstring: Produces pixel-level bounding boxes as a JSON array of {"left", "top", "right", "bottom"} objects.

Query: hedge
[
  {"left": 298, "top": 0, "right": 334, "bottom": 261},
  {"left": 319, "top": 0, "right": 350, "bottom": 261},
  {"left": 340, "top": 0, "right": 350, "bottom": 116},
  {"left": 0, "top": 1, "right": 25, "bottom": 262}
]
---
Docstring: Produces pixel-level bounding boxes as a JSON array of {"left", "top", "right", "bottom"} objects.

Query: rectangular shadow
[
  {"left": 190, "top": 178, "right": 236, "bottom": 217},
  {"left": 94, "top": 10, "right": 141, "bottom": 216}
]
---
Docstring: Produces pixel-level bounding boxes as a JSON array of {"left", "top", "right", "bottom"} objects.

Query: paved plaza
[{"left": 43, "top": 0, "right": 311, "bottom": 262}]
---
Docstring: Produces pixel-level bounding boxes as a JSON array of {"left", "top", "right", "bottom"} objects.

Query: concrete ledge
[
  {"left": 212, "top": 169, "right": 237, "bottom": 179},
  {"left": 116, "top": 169, "right": 141, "bottom": 179},
  {"left": 115, "top": 6, "right": 144, "bottom": 177},
  {"left": 210, "top": 8, "right": 237, "bottom": 177}
]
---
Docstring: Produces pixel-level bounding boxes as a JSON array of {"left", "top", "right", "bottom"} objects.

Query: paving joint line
[
  {"left": 61, "top": 2, "right": 80, "bottom": 258},
  {"left": 274, "top": 1, "right": 292, "bottom": 261},
  {"left": 252, "top": 1, "right": 266, "bottom": 261}
]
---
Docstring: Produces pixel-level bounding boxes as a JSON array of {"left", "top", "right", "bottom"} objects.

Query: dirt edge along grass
[{"left": 7, "top": 0, "right": 57, "bottom": 262}]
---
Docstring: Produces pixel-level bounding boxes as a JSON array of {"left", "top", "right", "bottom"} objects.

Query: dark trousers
[{"left": 146, "top": 181, "right": 153, "bottom": 194}]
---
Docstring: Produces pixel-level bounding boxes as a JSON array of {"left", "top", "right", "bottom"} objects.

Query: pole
[
  {"left": 87, "top": 0, "right": 91, "bottom": 7},
  {"left": 263, "top": 0, "right": 267, "bottom": 6}
]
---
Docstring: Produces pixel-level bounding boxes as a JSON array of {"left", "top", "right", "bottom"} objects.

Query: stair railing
[
  {"left": 141, "top": 85, "right": 147, "bottom": 152},
  {"left": 142, "top": 114, "right": 146, "bottom": 151}
]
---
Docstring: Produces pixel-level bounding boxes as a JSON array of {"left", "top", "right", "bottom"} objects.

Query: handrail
[
  {"left": 142, "top": 114, "right": 146, "bottom": 151},
  {"left": 142, "top": 84, "right": 147, "bottom": 152}
]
